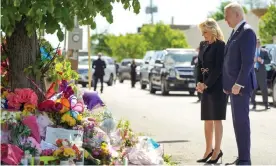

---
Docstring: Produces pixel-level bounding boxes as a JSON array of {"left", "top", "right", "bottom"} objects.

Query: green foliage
[
  {"left": 91, "top": 33, "right": 112, "bottom": 56},
  {"left": 1, "top": 0, "right": 141, "bottom": 41},
  {"left": 163, "top": 154, "right": 179, "bottom": 166},
  {"left": 259, "top": 4, "right": 276, "bottom": 44},
  {"left": 24, "top": 39, "right": 79, "bottom": 84},
  {"left": 141, "top": 22, "right": 189, "bottom": 50},
  {"left": 105, "top": 33, "right": 148, "bottom": 61},
  {"left": 208, "top": 1, "right": 248, "bottom": 21},
  {"left": 104, "top": 22, "right": 189, "bottom": 61},
  {"left": 45, "top": 56, "right": 79, "bottom": 83}
]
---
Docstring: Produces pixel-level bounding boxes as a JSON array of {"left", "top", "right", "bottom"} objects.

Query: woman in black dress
[{"left": 196, "top": 18, "right": 227, "bottom": 164}]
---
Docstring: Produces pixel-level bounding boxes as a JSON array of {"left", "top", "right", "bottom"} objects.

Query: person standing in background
[
  {"left": 191, "top": 47, "right": 202, "bottom": 102},
  {"left": 130, "top": 59, "right": 137, "bottom": 88},
  {"left": 114, "top": 60, "right": 119, "bottom": 84},
  {"left": 251, "top": 38, "right": 271, "bottom": 110},
  {"left": 92, "top": 53, "right": 106, "bottom": 93}
]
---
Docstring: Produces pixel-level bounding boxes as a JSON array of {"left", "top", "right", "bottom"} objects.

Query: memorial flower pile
[{"left": 0, "top": 41, "right": 166, "bottom": 165}]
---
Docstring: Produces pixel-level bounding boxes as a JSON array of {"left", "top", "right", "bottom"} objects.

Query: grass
[{"left": 163, "top": 154, "right": 179, "bottom": 166}]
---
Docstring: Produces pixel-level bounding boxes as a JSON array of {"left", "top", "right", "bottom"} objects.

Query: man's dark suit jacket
[
  {"left": 92, "top": 58, "right": 106, "bottom": 77},
  {"left": 223, "top": 22, "right": 257, "bottom": 94}
]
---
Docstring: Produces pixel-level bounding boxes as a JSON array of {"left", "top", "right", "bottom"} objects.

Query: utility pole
[
  {"left": 150, "top": 0, "right": 153, "bottom": 24},
  {"left": 145, "top": 0, "right": 158, "bottom": 24}
]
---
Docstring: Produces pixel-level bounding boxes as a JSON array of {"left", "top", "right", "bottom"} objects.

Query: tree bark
[{"left": 6, "top": 17, "right": 45, "bottom": 102}]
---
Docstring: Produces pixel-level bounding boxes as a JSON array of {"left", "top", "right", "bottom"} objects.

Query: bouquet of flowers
[
  {"left": 53, "top": 139, "right": 79, "bottom": 161},
  {"left": 116, "top": 120, "right": 138, "bottom": 148},
  {"left": 90, "top": 142, "right": 112, "bottom": 165},
  {"left": 6, "top": 88, "right": 38, "bottom": 110}
]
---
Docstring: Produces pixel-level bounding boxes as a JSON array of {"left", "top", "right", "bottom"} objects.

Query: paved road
[{"left": 89, "top": 81, "right": 276, "bottom": 164}]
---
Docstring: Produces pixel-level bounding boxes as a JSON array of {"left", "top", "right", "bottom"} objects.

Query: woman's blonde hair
[{"left": 199, "top": 18, "right": 224, "bottom": 42}]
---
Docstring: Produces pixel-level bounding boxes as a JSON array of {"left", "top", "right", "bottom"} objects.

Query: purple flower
[
  {"left": 59, "top": 80, "right": 68, "bottom": 92},
  {"left": 93, "top": 150, "right": 100, "bottom": 156}
]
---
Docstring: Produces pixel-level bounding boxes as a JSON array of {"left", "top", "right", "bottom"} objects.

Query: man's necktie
[{"left": 227, "top": 30, "right": 235, "bottom": 43}]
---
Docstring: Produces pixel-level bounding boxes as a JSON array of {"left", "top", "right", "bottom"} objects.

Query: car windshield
[
  {"left": 79, "top": 58, "right": 97, "bottom": 65},
  {"left": 165, "top": 52, "right": 196, "bottom": 65}
]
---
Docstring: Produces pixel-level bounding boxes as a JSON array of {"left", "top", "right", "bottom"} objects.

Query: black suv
[
  {"left": 148, "top": 48, "right": 197, "bottom": 95},
  {"left": 262, "top": 44, "right": 276, "bottom": 106}
]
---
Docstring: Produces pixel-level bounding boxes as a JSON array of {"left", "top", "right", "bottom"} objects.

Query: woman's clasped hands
[{"left": 196, "top": 82, "right": 207, "bottom": 93}]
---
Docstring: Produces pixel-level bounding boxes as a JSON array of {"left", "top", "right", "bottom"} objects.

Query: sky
[{"left": 44, "top": 0, "right": 225, "bottom": 51}]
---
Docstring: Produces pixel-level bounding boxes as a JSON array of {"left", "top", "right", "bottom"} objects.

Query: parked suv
[
  {"left": 118, "top": 59, "right": 142, "bottom": 83},
  {"left": 148, "top": 48, "right": 197, "bottom": 95},
  {"left": 140, "top": 50, "right": 157, "bottom": 89},
  {"left": 78, "top": 55, "right": 116, "bottom": 87},
  {"left": 262, "top": 44, "right": 276, "bottom": 106}
]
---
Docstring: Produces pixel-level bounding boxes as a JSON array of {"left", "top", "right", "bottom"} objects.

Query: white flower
[
  {"left": 1, "top": 111, "right": 8, "bottom": 121},
  {"left": 62, "top": 140, "right": 69, "bottom": 147}
]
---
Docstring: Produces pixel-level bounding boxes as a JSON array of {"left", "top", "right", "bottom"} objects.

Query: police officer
[{"left": 92, "top": 53, "right": 106, "bottom": 93}]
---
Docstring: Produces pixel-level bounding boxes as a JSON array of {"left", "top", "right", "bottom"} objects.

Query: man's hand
[{"left": 232, "top": 84, "right": 241, "bottom": 95}]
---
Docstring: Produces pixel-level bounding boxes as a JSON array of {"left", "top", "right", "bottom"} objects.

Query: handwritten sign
[{"left": 45, "top": 127, "right": 83, "bottom": 146}]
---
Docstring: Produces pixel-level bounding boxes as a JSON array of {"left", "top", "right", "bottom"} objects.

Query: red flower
[
  {"left": 56, "top": 139, "right": 63, "bottom": 147},
  {"left": 38, "top": 100, "right": 55, "bottom": 112}
]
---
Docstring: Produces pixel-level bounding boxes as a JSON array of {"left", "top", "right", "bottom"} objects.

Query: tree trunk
[{"left": 6, "top": 17, "right": 45, "bottom": 102}]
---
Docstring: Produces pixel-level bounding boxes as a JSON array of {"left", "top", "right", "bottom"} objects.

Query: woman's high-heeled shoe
[
  {"left": 206, "top": 150, "right": 223, "bottom": 164},
  {"left": 196, "top": 150, "right": 213, "bottom": 163}
]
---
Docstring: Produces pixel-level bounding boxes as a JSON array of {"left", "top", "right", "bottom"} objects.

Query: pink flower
[
  {"left": 6, "top": 93, "right": 21, "bottom": 109},
  {"left": 15, "top": 88, "right": 38, "bottom": 106}
]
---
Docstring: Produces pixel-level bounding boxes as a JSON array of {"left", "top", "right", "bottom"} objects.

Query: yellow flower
[
  {"left": 68, "top": 118, "right": 76, "bottom": 126},
  {"left": 64, "top": 148, "right": 75, "bottom": 157},
  {"left": 24, "top": 104, "right": 35, "bottom": 112},
  {"left": 53, "top": 149, "right": 63, "bottom": 157},
  {"left": 84, "top": 150, "right": 90, "bottom": 158},
  {"left": 1, "top": 91, "right": 8, "bottom": 98},
  {"left": 77, "top": 114, "right": 83, "bottom": 121}
]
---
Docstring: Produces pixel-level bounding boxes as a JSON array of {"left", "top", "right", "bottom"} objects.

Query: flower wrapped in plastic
[
  {"left": 82, "top": 91, "right": 104, "bottom": 110},
  {"left": 6, "top": 88, "right": 38, "bottom": 110}
]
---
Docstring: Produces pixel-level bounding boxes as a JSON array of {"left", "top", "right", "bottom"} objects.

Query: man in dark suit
[
  {"left": 223, "top": 2, "right": 257, "bottom": 165},
  {"left": 92, "top": 53, "right": 106, "bottom": 93},
  {"left": 251, "top": 38, "right": 271, "bottom": 110}
]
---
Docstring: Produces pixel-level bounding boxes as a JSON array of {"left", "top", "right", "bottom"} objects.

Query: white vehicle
[{"left": 78, "top": 55, "right": 116, "bottom": 87}]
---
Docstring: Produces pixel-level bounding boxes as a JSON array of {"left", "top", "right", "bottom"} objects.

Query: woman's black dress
[{"left": 197, "top": 40, "right": 227, "bottom": 120}]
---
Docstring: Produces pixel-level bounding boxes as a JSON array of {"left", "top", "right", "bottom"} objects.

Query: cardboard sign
[{"left": 45, "top": 127, "right": 83, "bottom": 146}]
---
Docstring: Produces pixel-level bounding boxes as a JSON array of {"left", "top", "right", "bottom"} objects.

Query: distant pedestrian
[
  {"left": 130, "top": 59, "right": 137, "bottom": 88},
  {"left": 92, "top": 53, "right": 106, "bottom": 93},
  {"left": 251, "top": 38, "right": 271, "bottom": 110},
  {"left": 114, "top": 60, "right": 119, "bottom": 84}
]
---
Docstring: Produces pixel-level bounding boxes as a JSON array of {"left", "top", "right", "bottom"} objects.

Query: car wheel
[
  {"left": 161, "top": 77, "right": 169, "bottom": 95},
  {"left": 81, "top": 83, "right": 87, "bottom": 88},
  {"left": 149, "top": 77, "right": 156, "bottom": 94},
  {"left": 189, "top": 91, "right": 195, "bottom": 96},
  {"left": 272, "top": 78, "right": 276, "bottom": 107},
  {"left": 140, "top": 78, "right": 147, "bottom": 89},
  {"left": 107, "top": 74, "right": 113, "bottom": 86},
  {"left": 119, "top": 75, "right": 124, "bottom": 83}
]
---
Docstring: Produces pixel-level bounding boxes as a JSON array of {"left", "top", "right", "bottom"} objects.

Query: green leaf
[
  {"left": 14, "top": 0, "right": 21, "bottom": 7},
  {"left": 57, "top": 28, "right": 64, "bottom": 41}
]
